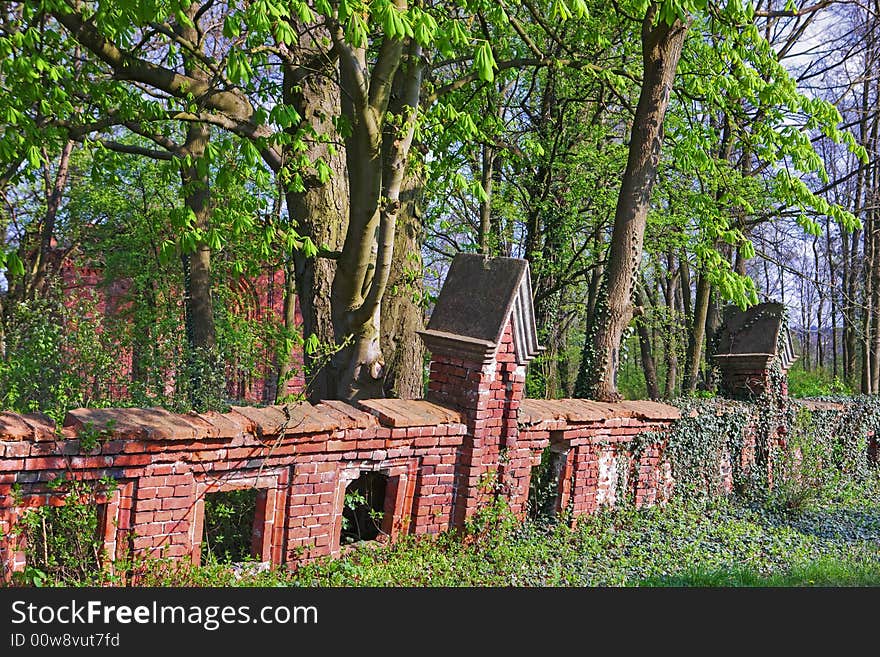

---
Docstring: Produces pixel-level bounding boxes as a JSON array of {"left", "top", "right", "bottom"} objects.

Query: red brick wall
[
  {"left": 59, "top": 256, "right": 305, "bottom": 404},
  {"left": 0, "top": 312, "right": 684, "bottom": 581},
  {"left": 518, "top": 416, "right": 675, "bottom": 517}
]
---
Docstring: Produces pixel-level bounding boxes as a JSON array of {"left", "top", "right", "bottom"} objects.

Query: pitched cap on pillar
[
  {"left": 418, "top": 253, "right": 543, "bottom": 365},
  {"left": 713, "top": 301, "right": 797, "bottom": 397}
]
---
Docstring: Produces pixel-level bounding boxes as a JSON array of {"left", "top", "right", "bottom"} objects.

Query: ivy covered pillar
[{"left": 713, "top": 301, "right": 797, "bottom": 488}]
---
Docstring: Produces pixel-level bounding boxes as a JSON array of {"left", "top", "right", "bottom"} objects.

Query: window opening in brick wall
[
  {"left": 20, "top": 487, "right": 105, "bottom": 585},
  {"left": 201, "top": 489, "right": 259, "bottom": 563},
  {"left": 341, "top": 472, "right": 388, "bottom": 544},
  {"left": 528, "top": 446, "right": 568, "bottom": 521}
]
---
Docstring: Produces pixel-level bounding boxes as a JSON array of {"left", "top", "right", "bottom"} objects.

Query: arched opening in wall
[
  {"left": 201, "top": 488, "right": 262, "bottom": 564},
  {"left": 340, "top": 472, "right": 389, "bottom": 545},
  {"left": 528, "top": 445, "right": 568, "bottom": 521}
]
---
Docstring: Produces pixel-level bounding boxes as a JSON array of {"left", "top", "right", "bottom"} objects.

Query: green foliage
[
  {"left": 787, "top": 368, "right": 853, "bottom": 398},
  {"left": 201, "top": 489, "right": 259, "bottom": 565},
  {"left": 178, "top": 346, "right": 229, "bottom": 413},
  {"left": 76, "top": 419, "right": 116, "bottom": 453},
  {"left": 528, "top": 448, "right": 564, "bottom": 521},
  {"left": 340, "top": 473, "right": 387, "bottom": 544},
  {"left": 0, "top": 290, "right": 121, "bottom": 423},
  {"left": 13, "top": 477, "right": 115, "bottom": 587}
]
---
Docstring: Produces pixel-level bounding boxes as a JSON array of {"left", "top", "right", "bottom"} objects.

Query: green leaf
[
  {"left": 301, "top": 236, "right": 318, "bottom": 258},
  {"left": 274, "top": 20, "right": 296, "bottom": 45},
  {"left": 569, "top": 0, "right": 590, "bottom": 19},
  {"left": 6, "top": 252, "right": 24, "bottom": 277},
  {"left": 223, "top": 16, "right": 240, "bottom": 38},
  {"left": 552, "top": 0, "right": 573, "bottom": 21},
  {"left": 26, "top": 145, "right": 41, "bottom": 168},
  {"left": 345, "top": 12, "right": 368, "bottom": 48},
  {"left": 474, "top": 42, "right": 496, "bottom": 83},
  {"left": 315, "top": 159, "right": 332, "bottom": 184}
]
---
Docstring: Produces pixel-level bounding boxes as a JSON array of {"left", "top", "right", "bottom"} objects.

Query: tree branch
[{"left": 97, "top": 139, "right": 175, "bottom": 161}]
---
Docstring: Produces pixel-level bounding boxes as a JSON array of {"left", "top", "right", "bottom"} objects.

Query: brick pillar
[
  {"left": 418, "top": 254, "right": 542, "bottom": 525},
  {"left": 426, "top": 319, "right": 528, "bottom": 525}
]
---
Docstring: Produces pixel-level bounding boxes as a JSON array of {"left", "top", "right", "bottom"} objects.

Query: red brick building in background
[{"left": 57, "top": 251, "right": 305, "bottom": 404}]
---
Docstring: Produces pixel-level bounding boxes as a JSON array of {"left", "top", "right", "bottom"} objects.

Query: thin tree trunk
[
  {"left": 635, "top": 283, "right": 660, "bottom": 399},
  {"left": 664, "top": 250, "right": 679, "bottom": 398},
  {"left": 380, "top": 159, "right": 426, "bottom": 399},
  {"left": 813, "top": 234, "right": 824, "bottom": 370},
  {"left": 275, "top": 259, "right": 300, "bottom": 403},
  {"left": 684, "top": 270, "right": 711, "bottom": 393},
  {"left": 825, "top": 217, "right": 838, "bottom": 378},
  {"left": 704, "top": 287, "right": 722, "bottom": 366},
  {"left": 478, "top": 143, "right": 495, "bottom": 255}
]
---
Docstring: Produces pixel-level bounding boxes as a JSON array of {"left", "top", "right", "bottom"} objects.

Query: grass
[
  {"left": 640, "top": 558, "right": 880, "bottom": 586},
  {"left": 787, "top": 367, "right": 853, "bottom": 398},
  {"left": 113, "top": 473, "right": 880, "bottom": 588}
]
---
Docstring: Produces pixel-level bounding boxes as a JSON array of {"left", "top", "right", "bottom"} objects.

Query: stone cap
[
  {"left": 227, "top": 401, "right": 378, "bottom": 437},
  {"left": 795, "top": 399, "right": 847, "bottom": 413},
  {"left": 714, "top": 301, "right": 797, "bottom": 370},
  {"left": 419, "top": 254, "right": 543, "bottom": 365},
  {"left": 519, "top": 398, "right": 680, "bottom": 426},
  {"left": 357, "top": 398, "right": 465, "bottom": 427},
  {"left": 0, "top": 398, "right": 468, "bottom": 443}
]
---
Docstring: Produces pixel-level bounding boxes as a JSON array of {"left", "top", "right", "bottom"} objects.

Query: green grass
[
  {"left": 640, "top": 557, "right": 880, "bottom": 586},
  {"left": 116, "top": 474, "right": 880, "bottom": 588},
  {"left": 787, "top": 367, "right": 853, "bottom": 397}
]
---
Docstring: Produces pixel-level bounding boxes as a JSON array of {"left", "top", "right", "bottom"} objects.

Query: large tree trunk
[
  {"left": 282, "top": 28, "right": 348, "bottom": 402},
  {"left": 575, "top": 6, "right": 689, "bottom": 401},
  {"left": 175, "top": 6, "right": 219, "bottom": 408},
  {"left": 330, "top": 35, "right": 421, "bottom": 401}
]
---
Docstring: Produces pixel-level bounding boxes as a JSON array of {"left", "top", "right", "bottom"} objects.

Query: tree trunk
[
  {"left": 380, "top": 161, "right": 426, "bottom": 399},
  {"left": 8, "top": 140, "right": 75, "bottom": 310},
  {"left": 282, "top": 31, "right": 348, "bottom": 402},
  {"left": 330, "top": 36, "right": 422, "bottom": 401},
  {"left": 575, "top": 6, "right": 689, "bottom": 400},
  {"left": 274, "top": 259, "right": 300, "bottom": 403},
  {"left": 846, "top": 226, "right": 861, "bottom": 385},
  {"left": 704, "top": 286, "right": 722, "bottom": 365},
  {"left": 179, "top": 120, "right": 219, "bottom": 407},
  {"left": 663, "top": 250, "right": 679, "bottom": 398},
  {"left": 635, "top": 283, "right": 660, "bottom": 399},
  {"left": 684, "top": 270, "right": 710, "bottom": 394},
  {"left": 478, "top": 142, "right": 495, "bottom": 255},
  {"left": 175, "top": 7, "right": 219, "bottom": 408},
  {"left": 826, "top": 218, "right": 838, "bottom": 378},
  {"left": 812, "top": 234, "right": 824, "bottom": 370}
]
